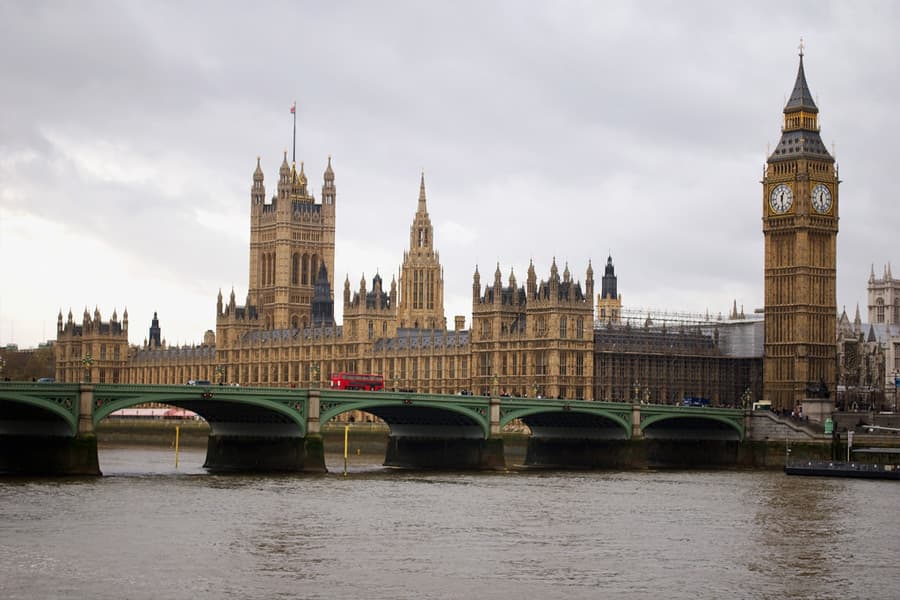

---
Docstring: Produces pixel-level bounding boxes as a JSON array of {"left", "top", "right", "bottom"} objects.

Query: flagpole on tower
[{"left": 290, "top": 100, "right": 297, "bottom": 163}]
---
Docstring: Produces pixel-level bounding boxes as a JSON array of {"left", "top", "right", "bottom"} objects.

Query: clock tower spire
[{"left": 762, "top": 46, "right": 839, "bottom": 413}]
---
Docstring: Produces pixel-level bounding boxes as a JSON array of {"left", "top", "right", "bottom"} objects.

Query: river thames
[{"left": 1, "top": 446, "right": 898, "bottom": 600}]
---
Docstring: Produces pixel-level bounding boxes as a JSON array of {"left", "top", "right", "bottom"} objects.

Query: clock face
[
  {"left": 769, "top": 184, "right": 793, "bottom": 214},
  {"left": 811, "top": 183, "right": 833, "bottom": 213}
]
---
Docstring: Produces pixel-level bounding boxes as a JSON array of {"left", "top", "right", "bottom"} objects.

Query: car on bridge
[{"left": 682, "top": 397, "right": 710, "bottom": 407}]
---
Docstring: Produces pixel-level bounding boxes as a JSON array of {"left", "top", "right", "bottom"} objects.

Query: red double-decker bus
[{"left": 329, "top": 372, "right": 385, "bottom": 391}]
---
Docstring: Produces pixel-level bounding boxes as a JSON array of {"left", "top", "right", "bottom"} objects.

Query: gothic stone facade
[
  {"left": 56, "top": 92, "right": 804, "bottom": 405},
  {"left": 54, "top": 155, "right": 758, "bottom": 406},
  {"left": 866, "top": 264, "right": 900, "bottom": 398}
]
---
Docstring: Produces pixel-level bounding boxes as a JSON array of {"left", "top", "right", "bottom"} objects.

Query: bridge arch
[
  {"left": 0, "top": 387, "right": 79, "bottom": 437},
  {"left": 500, "top": 406, "right": 632, "bottom": 440},
  {"left": 90, "top": 385, "right": 307, "bottom": 436},
  {"left": 640, "top": 413, "right": 744, "bottom": 441},
  {"left": 319, "top": 396, "right": 490, "bottom": 439}
]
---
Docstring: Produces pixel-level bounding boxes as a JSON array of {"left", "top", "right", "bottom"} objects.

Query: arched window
[
  {"left": 291, "top": 253, "right": 299, "bottom": 285},
  {"left": 311, "top": 254, "right": 319, "bottom": 283},
  {"left": 302, "top": 254, "right": 309, "bottom": 284},
  {"left": 876, "top": 298, "right": 885, "bottom": 323},
  {"left": 260, "top": 255, "right": 267, "bottom": 286}
]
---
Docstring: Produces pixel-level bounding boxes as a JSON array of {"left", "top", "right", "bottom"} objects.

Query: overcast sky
[{"left": 1, "top": 1, "right": 898, "bottom": 349}]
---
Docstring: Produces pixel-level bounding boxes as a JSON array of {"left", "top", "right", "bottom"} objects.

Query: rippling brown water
[{"left": 1, "top": 446, "right": 898, "bottom": 599}]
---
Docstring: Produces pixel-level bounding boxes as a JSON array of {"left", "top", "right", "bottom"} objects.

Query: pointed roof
[
  {"left": 785, "top": 52, "right": 818, "bottom": 114},
  {"left": 418, "top": 171, "right": 427, "bottom": 212},
  {"left": 768, "top": 50, "right": 832, "bottom": 163}
]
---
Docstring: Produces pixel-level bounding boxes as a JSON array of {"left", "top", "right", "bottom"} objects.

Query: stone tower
[
  {"left": 55, "top": 307, "right": 129, "bottom": 383},
  {"left": 762, "top": 48, "right": 839, "bottom": 412},
  {"left": 470, "top": 259, "right": 594, "bottom": 399},
  {"left": 247, "top": 153, "right": 336, "bottom": 330},
  {"left": 397, "top": 173, "right": 446, "bottom": 330},
  {"left": 342, "top": 272, "right": 397, "bottom": 341},
  {"left": 596, "top": 255, "right": 622, "bottom": 323},
  {"left": 868, "top": 263, "right": 899, "bottom": 325}
]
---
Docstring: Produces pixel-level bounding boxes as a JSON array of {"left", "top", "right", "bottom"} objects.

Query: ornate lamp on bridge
[
  {"left": 81, "top": 353, "right": 94, "bottom": 383},
  {"left": 310, "top": 362, "right": 320, "bottom": 388},
  {"left": 492, "top": 373, "right": 499, "bottom": 398},
  {"left": 214, "top": 365, "right": 225, "bottom": 385}
]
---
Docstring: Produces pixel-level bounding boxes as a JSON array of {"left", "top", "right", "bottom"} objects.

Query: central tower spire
[{"left": 398, "top": 172, "right": 445, "bottom": 329}]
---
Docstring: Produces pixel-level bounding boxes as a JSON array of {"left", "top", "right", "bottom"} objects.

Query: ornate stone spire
[{"left": 418, "top": 171, "right": 427, "bottom": 211}]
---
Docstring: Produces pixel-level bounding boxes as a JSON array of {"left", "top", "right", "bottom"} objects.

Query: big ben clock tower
[{"left": 763, "top": 45, "right": 839, "bottom": 413}]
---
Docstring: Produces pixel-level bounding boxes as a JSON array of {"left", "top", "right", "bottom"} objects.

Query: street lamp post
[
  {"left": 81, "top": 353, "right": 94, "bottom": 383},
  {"left": 214, "top": 365, "right": 225, "bottom": 385},
  {"left": 310, "top": 362, "right": 320, "bottom": 388}
]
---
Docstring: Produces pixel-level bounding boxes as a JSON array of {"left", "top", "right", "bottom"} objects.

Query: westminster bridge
[{"left": 0, "top": 382, "right": 781, "bottom": 475}]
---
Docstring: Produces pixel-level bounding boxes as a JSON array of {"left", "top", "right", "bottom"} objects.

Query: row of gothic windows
[
  {"left": 261, "top": 252, "right": 320, "bottom": 286},
  {"left": 873, "top": 298, "right": 899, "bottom": 324},
  {"left": 411, "top": 269, "right": 435, "bottom": 310},
  {"left": 291, "top": 253, "right": 320, "bottom": 285}
]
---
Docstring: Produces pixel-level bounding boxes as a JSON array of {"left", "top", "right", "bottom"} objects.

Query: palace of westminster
[{"left": 53, "top": 53, "right": 900, "bottom": 413}]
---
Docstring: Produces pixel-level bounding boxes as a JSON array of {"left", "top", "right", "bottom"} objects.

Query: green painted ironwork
[
  {"left": 640, "top": 405, "right": 745, "bottom": 440},
  {"left": 317, "top": 389, "right": 491, "bottom": 436},
  {"left": 0, "top": 382, "right": 746, "bottom": 442},
  {"left": 90, "top": 384, "right": 309, "bottom": 434},
  {"left": 0, "top": 382, "right": 80, "bottom": 436},
  {"left": 499, "top": 398, "right": 634, "bottom": 438}
]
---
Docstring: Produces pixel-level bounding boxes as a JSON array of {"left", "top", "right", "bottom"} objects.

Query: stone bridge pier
[
  {"left": 195, "top": 388, "right": 325, "bottom": 474},
  {"left": 381, "top": 395, "right": 505, "bottom": 470}
]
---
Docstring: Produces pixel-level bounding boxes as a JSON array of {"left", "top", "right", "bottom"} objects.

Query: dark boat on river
[{"left": 785, "top": 448, "right": 900, "bottom": 480}]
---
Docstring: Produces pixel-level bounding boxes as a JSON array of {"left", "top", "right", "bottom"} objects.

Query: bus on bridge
[{"left": 329, "top": 372, "right": 385, "bottom": 391}]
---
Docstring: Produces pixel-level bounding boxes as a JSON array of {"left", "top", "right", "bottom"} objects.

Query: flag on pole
[{"left": 290, "top": 102, "right": 296, "bottom": 114}]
